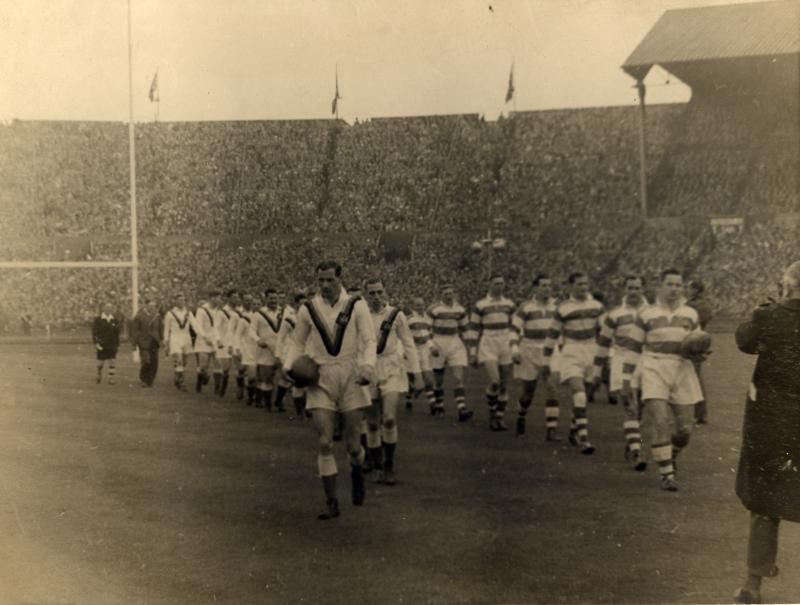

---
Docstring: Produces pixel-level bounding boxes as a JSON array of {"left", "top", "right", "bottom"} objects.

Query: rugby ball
[
  {"left": 680, "top": 330, "right": 712, "bottom": 359},
  {"left": 289, "top": 355, "right": 320, "bottom": 387}
]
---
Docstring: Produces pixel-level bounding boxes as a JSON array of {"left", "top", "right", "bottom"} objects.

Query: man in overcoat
[
  {"left": 131, "top": 298, "right": 164, "bottom": 388},
  {"left": 733, "top": 260, "right": 800, "bottom": 604}
]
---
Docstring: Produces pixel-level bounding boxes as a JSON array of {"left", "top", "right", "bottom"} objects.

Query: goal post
[{"left": 0, "top": 0, "right": 140, "bottom": 321}]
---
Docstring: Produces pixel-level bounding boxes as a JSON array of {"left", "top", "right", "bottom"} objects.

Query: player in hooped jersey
[
  {"left": 363, "top": 278, "right": 422, "bottom": 485},
  {"left": 623, "top": 269, "right": 705, "bottom": 492},
  {"left": 427, "top": 285, "right": 474, "bottom": 422},
  {"left": 405, "top": 296, "right": 438, "bottom": 413},
  {"left": 282, "top": 260, "right": 376, "bottom": 520},
  {"left": 512, "top": 274, "right": 562, "bottom": 440},
  {"left": 593, "top": 275, "right": 649, "bottom": 471},
  {"left": 543, "top": 273, "right": 604, "bottom": 455},
  {"left": 466, "top": 275, "right": 517, "bottom": 431}
]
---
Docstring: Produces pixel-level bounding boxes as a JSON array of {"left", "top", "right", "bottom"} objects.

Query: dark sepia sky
[{"left": 0, "top": 0, "right": 769, "bottom": 122}]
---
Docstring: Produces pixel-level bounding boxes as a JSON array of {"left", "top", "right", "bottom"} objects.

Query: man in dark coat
[
  {"left": 91, "top": 302, "right": 122, "bottom": 384},
  {"left": 687, "top": 280, "right": 713, "bottom": 424},
  {"left": 130, "top": 298, "right": 164, "bottom": 388},
  {"left": 733, "top": 260, "right": 800, "bottom": 604}
]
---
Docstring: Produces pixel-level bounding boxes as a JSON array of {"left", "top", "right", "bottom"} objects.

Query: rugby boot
[
  {"left": 580, "top": 439, "right": 595, "bottom": 455},
  {"left": 516, "top": 416, "right": 526, "bottom": 435},
  {"left": 495, "top": 418, "right": 509, "bottom": 432},
  {"left": 458, "top": 408, "right": 473, "bottom": 422},
  {"left": 732, "top": 588, "right": 761, "bottom": 604},
  {"left": 317, "top": 498, "right": 340, "bottom": 520},
  {"left": 630, "top": 450, "right": 647, "bottom": 472},
  {"left": 195, "top": 373, "right": 204, "bottom": 393},
  {"left": 660, "top": 475, "right": 679, "bottom": 491},
  {"left": 382, "top": 468, "right": 397, "bottom": 486}
]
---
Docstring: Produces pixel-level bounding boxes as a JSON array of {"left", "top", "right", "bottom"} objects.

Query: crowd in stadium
[{"left": 0, "top": 90, "right": 797, "bottom": 333}]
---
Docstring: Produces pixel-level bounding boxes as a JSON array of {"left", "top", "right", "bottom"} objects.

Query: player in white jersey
[
  {"left": 279, "top": 291, "right": 310, "bottom": 419},
  {"left": 405, "top": 296, "right": 438, "bottom": 413},
  {"left": 271, "top": 288, "right": 294, "bottom": 413},
  {"left": 214, "top": 289, "right": 239, "bottom": 398},
  {"left": 237, "top": 293, "right": 260, "bottom": 406},
  {"left": 363, "top": 278, "right": 422, "bottom": 485},
  {"left": 162, "top": 293, "right": 198, "bottom": 391},
  {"left": 466, "top": 275, "right": 517, "bottom": 431},
  {"left": 251, "top": 288, "right": 283, "bottom": 410},
  {"left": 512, "top": 274, "right": 562, "bottom": 440},
  {"left": 193, "top": 291, "right": 221, "bottom": 394},
  {"left": 230, "top": 290, "right": 248, "bottom": 400},
  {"left": 282, "top": 260, "right": 376, "bottom": 520}
]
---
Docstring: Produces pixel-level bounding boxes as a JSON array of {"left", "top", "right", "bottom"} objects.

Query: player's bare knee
[
  {"left": 382, "top": 417, "right": 396, "bottom": 430},
  {"left": 318, "top": 439, "right": 333, "bottom": 456}
]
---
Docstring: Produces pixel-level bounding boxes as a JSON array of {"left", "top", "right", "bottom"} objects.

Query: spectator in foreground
[{"left": 733, "top": 260, "right": 800, "bottom": 604}]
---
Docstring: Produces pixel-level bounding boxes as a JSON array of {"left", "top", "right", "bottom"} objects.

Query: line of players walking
[{"left": 92, "top": 261, "right": 710, "bottom": 520}]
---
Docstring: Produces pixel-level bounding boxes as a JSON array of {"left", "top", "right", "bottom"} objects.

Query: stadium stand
[{"left": 0, "top": 2, "right": 798, "bottom": 332}]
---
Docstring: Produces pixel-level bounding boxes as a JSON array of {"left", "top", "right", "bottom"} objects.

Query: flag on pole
[
  {"left": 331, "top": 68, "right": 341, "bottom": 115},
  {"left": 148, "top": 70, "right": 159, "bottom": 103},
  {"left": 505, "top": 63, "right": 515, "bottom": 103}
]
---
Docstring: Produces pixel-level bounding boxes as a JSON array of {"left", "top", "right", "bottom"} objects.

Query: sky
[{"left": 0, "top": 0, "right": 771, "bottom": 123}]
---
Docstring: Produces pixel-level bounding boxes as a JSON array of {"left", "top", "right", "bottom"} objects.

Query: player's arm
[
  {"left": 354, "top": 299, "right": 377, "bottom": 380},
  {"left": 396, "top": 312, "right": 422, "bottom": 376},
  {"left": 621, "top": 316, "right": 646, "bottom": 394},
  {"left": 735, "top": 305, "right": 768, "bottom": 355},
  {"left": 509, "top": 304, "right": 521, "bottom": 361},
  {"left": 91, "top": 317, "right": 103, "bottom": 350},
  {"left": 593, "top": 315, "right": 615, "bottom": 380},
  {"left": 163, "top": 313, "right": 172, "bottom": 345},
  {"left": 543, "top": 309, "right": 564, "bottom": 367},
  {"left": 425, "top": 307, "right": 440, "bottom": 356},
  {"left": 464, "top": 305, "right": 480, "bottom": 361},
  {"left": 282, "top": 307, "right": 311, "bottom": 373}
]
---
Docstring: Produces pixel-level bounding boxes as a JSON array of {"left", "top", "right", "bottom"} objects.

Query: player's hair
[
  {"left": 783, "top": 260, "right": 800, "bottom": 290},
  {"left": 225, "top": 288, "right": 238, "bottom": 298},
  {"left": 688, "top": 279, "right": 704, "bottom": 294},
  {"left": 624, "top": 274, "right": 644, "bottom": 286},
  {"left": 263, "top": 288, "right": 277, "bottom": 297},
  {"left": 593, "top": 291, "right": 606, "bottom": 304},
  {"left": 346, "top": 286, "right": 362, "bottom": 294},
  {"left": 316, "top": 260, "right": 342, "bottom": 276},
  {"left": 208, "top": 289, "right": 221, "bottom": 297},
  {"left": 532, "top": 273, "right": 550, "bottom": 287},
  {"left": 440, "top": 283, "right": 454, "bottom": 291},
  {"left": 568, "top": 272, "right": 587, "bottom": 284},
  {"left": 293, "top": 292, "right": 307, "bottom": 303},
  {"left": 660, "top": 268, "right": 683, "bottom": 282},
  {"left": 364, "top": 277, "right": 384, "bottom": 289}
]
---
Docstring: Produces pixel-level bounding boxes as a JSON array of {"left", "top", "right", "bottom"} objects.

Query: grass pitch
[{"left": 0, "top": 335, "right": 798, "bottom": 604}]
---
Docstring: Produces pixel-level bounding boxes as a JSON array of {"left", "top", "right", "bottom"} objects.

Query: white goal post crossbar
[
  {"left": 1, "top": 0, "right": 141, "bottom": 318},
  {"left": 0, "top": 261, "right": 136, "bottom": 269}
]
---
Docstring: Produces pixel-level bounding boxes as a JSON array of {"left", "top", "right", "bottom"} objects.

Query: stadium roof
[{"left": 623, "top": 0, "right": 800, "bottom": 82}]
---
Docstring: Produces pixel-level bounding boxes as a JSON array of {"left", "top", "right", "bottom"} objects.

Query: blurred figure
[
  {"left": 733, "top": 260, "right": 800, "bottom": 604},
  {"left": 91, "top": 302, "right": 122, "bottom": 384},
  {"left": 130, "top": 298, "right": 164, "bottom": 388},
  {"left": 686, "top": 279, "right": 713, "bottom": 424}
]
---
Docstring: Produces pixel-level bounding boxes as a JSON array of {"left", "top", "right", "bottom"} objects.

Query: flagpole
[
  {"left": 127, "top": 0, "right": 140, "bottom": 318},
  {"left": 335, "top": 65, "right": 339, "bottom": 121}
]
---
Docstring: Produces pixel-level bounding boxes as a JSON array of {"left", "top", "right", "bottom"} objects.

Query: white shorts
[
  {"left": 193, "top": 335, "right": 217, "bottom": 354},
  {"left": 478, "top": 333, "right": 513, "bottom": 365},
  {"left": 216, "top": 342, "right": 231, "bottom": 360},
  {"left": 558, "top": 342, "right": 595, "bottom": 383},
  {"left": 431, "top": 336, "right": 468, "bottom": 370},
  {"left": 415, "top": 344, "right": 432, "bottom": 373},
  {"left": 240, "top": 341, "right": 258, "bottom": 367},
  {"left": 609, "top": 349, "right": 642, "bottom": 392},
  {"left": 371, "top": 353, "right": 409, "bottom": 397},
  {"left": 514, "top": 343, "right": 546, "bottom": 381},
  {"left": 640, "top": 354, "right": 703, "bottom": 406},
  {"left": 168, "top": 333, "right": 194, "bottom": 357},
  {"left": 256, "top": 345, "right": 276, "bottom": 367},
  {"left": 306, "top": 359, "right": 370, "bottom": 412}
]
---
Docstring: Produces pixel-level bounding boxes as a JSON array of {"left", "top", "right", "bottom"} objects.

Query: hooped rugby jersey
[
  {"left": 544, "top": 295, "right": 604, "bottom": 361},
  {"left": 466, "top": 295, "right": 516, "bottom": 352},
  {"left": 511, "top": 297, "right": 556, "bottom": 347}
]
